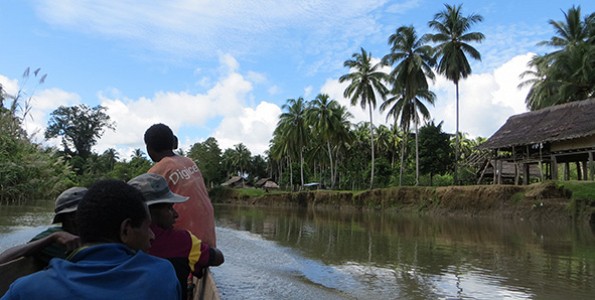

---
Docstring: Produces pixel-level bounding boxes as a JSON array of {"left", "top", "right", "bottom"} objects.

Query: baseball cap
[
  {"left": 128, "top": 173, "right": 189, "bottom": 206},
  {"left": 52, "top": 187, "right": 88, "bottom": 224}
]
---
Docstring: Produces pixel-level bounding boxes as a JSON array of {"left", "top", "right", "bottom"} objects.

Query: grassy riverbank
[{"left": 210, "top": 181, "right": 595, "bottom": 224}]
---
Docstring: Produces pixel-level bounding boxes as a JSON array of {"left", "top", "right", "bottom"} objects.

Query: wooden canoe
[
  {"left": 191, "top": 269, "right": 220, "bottom": 300},
  {"left": 0, "top": 256, "right": 45, "bottom": 297}
]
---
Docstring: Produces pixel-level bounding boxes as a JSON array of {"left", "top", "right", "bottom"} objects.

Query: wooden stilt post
[
  {"left": 589, "top": 152, "right": 594, "bottom": 181},
  {"left": 551, "top": 155, "right": 558, "bottom": 180}
]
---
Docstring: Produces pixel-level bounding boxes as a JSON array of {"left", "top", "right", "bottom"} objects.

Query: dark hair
[
  {"left": 144, "top": 123, "right": 174, "bottom": 152},
  {"left": 77, "top": 180, "right": 148, "bottom": 244}
]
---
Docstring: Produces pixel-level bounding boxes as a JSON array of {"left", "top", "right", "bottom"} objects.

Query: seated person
[
  {"left": 0, "top": 187, "right": 86, "bottom": 265},
  {"left": 1, "top": 180, "right": 181, "bottom": 300},
  {"left": 128, "top": 173, "right": 224, "bottom": 298}
]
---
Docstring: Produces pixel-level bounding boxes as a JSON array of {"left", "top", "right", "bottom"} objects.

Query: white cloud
[
  {"left": 91, "top": 53, "right": 261, "bottom": 157},
  {"left": 213, "top": 101, "right": 282, "bottom": 156}
]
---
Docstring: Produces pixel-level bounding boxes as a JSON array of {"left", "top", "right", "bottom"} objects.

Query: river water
[{"left": 1, "top": 201, "right": 594, "bottom": 299}]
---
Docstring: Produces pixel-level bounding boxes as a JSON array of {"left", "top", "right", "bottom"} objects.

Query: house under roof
[{"left": 480, "top": 98, "right": 595, "bottom": 184}]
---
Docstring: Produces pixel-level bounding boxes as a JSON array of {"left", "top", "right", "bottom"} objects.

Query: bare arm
[
  {"left": 208, "top": 247, "right": 224, "bottom": 267},
  {"left": 0, "top": 231, "right": 80, "bottom": 264}
]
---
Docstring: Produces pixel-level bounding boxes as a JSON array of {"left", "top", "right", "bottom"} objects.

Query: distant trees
[
  {"left": 45, "top": 104, "right": 114, "bottom": 159},
  {"left": 418, "top": 121, "right": 454, "bottom": 185},
  {"left": 188, "top": 137, "right": 225, "bottom": 187}
]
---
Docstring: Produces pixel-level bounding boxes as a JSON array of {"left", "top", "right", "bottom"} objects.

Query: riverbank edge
[{"left": 210, "top": 182, "right": 595, "bottom": 225}]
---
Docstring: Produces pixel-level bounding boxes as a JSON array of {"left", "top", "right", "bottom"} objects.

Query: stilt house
[{"left": 479, "top": 98, "right": 595, "bottom": 184}]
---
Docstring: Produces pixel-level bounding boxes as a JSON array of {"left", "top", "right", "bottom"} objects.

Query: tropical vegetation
[
  {"left": 519, "top": 5, "right": 595, "bottom": 110},
  {"left": 1, "top": 4, "right": 593, "bottom": 203}
]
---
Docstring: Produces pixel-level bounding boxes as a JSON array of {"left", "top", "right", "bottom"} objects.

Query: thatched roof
[
  {"left": 221, "top": 176, "right": 244, "bottom": 186},
  {"left": 254, "top": 178, "right": 270, "bottom": 187},
  {"left": 480, "top": 98, "right": 595, "bottom": 150},
  {"left": 263, "top": 181, "right": 279, "bottom": 189}
]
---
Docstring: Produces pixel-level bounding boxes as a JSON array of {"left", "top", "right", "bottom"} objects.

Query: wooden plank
[{"left": 0, "top": 256, "right": 44, "bottom": 297}]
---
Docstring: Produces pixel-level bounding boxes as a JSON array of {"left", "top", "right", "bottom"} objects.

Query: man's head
[
  {"left": 128, "top": 173, "right": 188, "bottom": 230},
  {"left": 76, "top": 180, "right": 154, "bottom": 251},
  {"left": 52, "top": 187, "right": 87, "bottom": 226},
  {"left": 144, "top": 123, "right": 175, "bottom": 162}
]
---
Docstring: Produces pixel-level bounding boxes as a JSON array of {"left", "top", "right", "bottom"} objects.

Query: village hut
[
  {"left": 263, "top": 181, "right": 279, "bottom": 189},
  {"left": 254, "top": 178, "right": 270, "bottom": 188},
  {"left": 479, "top": 98, "right": 595, "bottom": 184},
  {"left": 220, "top": 176, "right": 245, "bottom": 188}
]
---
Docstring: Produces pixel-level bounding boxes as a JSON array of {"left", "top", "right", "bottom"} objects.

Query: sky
[{"left": 1, "top": 0, "right": 594, "bottom": 159}]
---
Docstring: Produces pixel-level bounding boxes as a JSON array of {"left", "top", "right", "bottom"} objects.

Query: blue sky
[{"left": 1, "top": 0, "right": 593, "bottom": 158}]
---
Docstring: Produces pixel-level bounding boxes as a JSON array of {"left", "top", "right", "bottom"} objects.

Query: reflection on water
[
  {"left": 1, "top": 201, "right": 594, "bottom": 299},
  {"left": 213, "top": 204, "right": 595, "bottom": 300},
  {"left": 0, "top": 200, "right": 54, "bottom": 252}
]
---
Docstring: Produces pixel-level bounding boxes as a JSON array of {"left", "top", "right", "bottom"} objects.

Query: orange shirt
[{"left": 148, "top": 155, "right": 216, "bottom": 247}]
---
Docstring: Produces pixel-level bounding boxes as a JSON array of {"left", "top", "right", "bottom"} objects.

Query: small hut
[
  {"left": 220, "top": 176, "right": 245, "bottom": 188},
  {"left": 255, "top": 178, "right": 279, "bottom": 190}
]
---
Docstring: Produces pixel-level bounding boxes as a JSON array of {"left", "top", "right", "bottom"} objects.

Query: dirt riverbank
[{"left": 210, "top": 182, "right": 595, "bottom": 225}]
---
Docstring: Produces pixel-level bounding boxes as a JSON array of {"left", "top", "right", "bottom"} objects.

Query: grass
[{"left": 558, "top": 180, "right": 595, "bottom": 200}]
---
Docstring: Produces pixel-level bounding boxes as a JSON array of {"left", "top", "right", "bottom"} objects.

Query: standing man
[
  {"left": 144, "top": 123, "right": 216, "bottom": 247},
  {"left": 1, "top": 180, "right": 181, "bottom": 300}
]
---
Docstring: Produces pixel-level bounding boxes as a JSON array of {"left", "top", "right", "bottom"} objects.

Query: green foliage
[
  {"left": 0, "top": 69, "right": 75, "bottom": 203},
  {"left": 188, "top": 137, "right": 226, "bottom": 186},
  {"left": 418, "top": 121, "right": 454, "bottom": 183},
  {"left": 521, "top": 6, "right": 595, "bottom": 110},
  {"left": 45, "top": 104, "right": 114, "bottom": 158}
]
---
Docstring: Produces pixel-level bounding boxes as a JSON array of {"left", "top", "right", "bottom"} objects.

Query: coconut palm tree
[
  {"left": 277, "top": 97, "right": 308, "bottom": 188},
  {"left": 231, "top": 143, "right": 251, "bottom": 177},
  {"left": 383, "top": 26, "right": 435, "bottom": 101},
  {"left": 521, "top": 6, "right": 595, "bottom": 110},
  {"left": 308, "top": 93, "right": 351, "bottom": 188},
  {"left": 382, "top": 25, "right": 436, "bottom": 186},
  {"left": 339, "top": 48, "right": 389, "bottom": 189},
  {"left": 426, "top": 3, "right": 484, "bottom": 184},
  {"left": 381, "top": 87, "right": 435, "bottom": 186}
]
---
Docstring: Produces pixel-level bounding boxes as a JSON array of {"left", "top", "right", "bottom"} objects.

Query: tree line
[{"left": 1, "top": 5, "right": 592, "bottom": 203}]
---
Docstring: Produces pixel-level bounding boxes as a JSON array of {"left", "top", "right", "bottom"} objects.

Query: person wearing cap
[
  {"left": 144, "top": 123, "right": 217, "bottom": 248},
  {"left": 128, "top": 173, "right": 224, "bottom": 299},
  {"left": 2, "top": 179, "right": 181, "bottom": 300},
  {"left": 0, "top": 187, "right": 86, "bottom": 265}
]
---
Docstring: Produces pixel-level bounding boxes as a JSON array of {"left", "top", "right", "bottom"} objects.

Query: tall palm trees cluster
[
  {"left": 269, "top": 4, "right": 485, "bottom": 190},
  {"left": 340, "top": 3, "right": 484, "bottom": 187},
  {"left": 271, "top": 94, "right": 353, "bottom": 189},
  {"left": 519, "top": 6, "right": 595, "bottom": 110}
]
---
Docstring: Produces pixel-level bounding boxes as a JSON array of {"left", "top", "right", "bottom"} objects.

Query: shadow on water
[{"left": 213, "top": 204, "right": 595, "bottom": 300}]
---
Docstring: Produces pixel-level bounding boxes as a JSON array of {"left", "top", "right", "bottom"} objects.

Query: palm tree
[
  {"left": 101, "top": 148, "right": 119, "bottom": 171},
  {"left": 426, "top": 3, "right": 484, "bottom": 184},
  {"left": 381, "top": 87, "right": 435, "bottom": 186},
  {"left": 339, "top": 48, "right": 389, "bottom": 189},
  {"left": 231, "top": 143, "right": 251, "bottom": 177},
  {"left": 521, "top": 6, "right": 595, "bottom": 110},
  {"left": 277, "top": 97, "right": 308, "bottom": 188},
  {"left": 382, "top": 25, "right": 436, "bottom": 186},
  {"left": 307, "top": 93, "right": 350, "bottom": 188}
]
